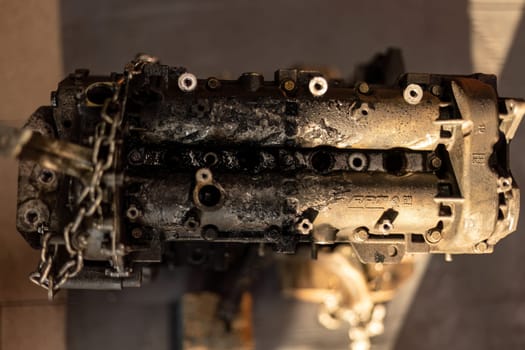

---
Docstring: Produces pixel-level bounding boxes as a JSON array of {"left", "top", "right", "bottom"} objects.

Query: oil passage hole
[
  {"left": 204, "top": 153, "right": 218, "bottom": 167},
  {"left": 384, "top": 151, "right": 406, "bottom": 175},
  {"left": 127, "top": 208, "right": 139, "bottom": 219},
  {"left": 39, "top": 169, "right": 55, "bottom": 184},
  {"left": 198, "top": 185, "right": 221, "bottom": 207},
  {"left": 25, "top": 210, "right": 39, "bottom": 224},
  {"left": 311, "top": 151, "right": 333, "bottom": 173}
]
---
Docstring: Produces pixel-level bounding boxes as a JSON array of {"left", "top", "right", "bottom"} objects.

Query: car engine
[{"left": 0, "top": 52, "right": 523, "bottom": 347}]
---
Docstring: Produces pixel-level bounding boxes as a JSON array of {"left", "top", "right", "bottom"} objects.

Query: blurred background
[{"left": 1, "top": 0, "right": 525, "bottom": 349}]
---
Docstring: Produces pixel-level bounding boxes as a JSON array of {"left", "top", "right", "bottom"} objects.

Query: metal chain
[{"left": 29, "top": 56, "right": 153, "bottom": 299}]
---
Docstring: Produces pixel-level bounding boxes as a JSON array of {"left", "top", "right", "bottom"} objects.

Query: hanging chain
[{"left": 29, "top": 56, "right": 154, "bottom": 300}]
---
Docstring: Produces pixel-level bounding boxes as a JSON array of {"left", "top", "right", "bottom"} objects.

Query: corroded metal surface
[{"left": 5, "top": 60, "right": 523, "bottom": 289}]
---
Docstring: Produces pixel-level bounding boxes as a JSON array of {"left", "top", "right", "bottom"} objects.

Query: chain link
[{"left": 29, "top": 56, "right": 153, "bottom": 299}]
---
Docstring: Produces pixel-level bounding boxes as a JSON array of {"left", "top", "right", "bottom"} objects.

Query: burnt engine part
[{"left": 3, "top": 53, "right": 523, "bottom": 295}]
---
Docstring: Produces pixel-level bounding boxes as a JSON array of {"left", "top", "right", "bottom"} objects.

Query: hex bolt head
[
  {"left": 282, "top": 79, "right": 296, "bottom": 92},
  {"left": 206, "top": 77, "right": 221, "bottom": 90},
  {"left": 128, "top": 149, "right": 143, "bottom": 164},
  {"left": 131, "top": 228, "right": 143, "bottom": 239},
  {"left": 357, "top": 82, "right": 370, "bottom": 94},
  {"left": 430, "top": 156, "right": 442, "bottom": 169},
  {"left": 426, "top": 229, "right": 442, "bottom": 244},
  {"left": 354, "top": 228, "right": 369, "bottom": 242}
]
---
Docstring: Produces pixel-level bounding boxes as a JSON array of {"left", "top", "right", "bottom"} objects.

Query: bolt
[
  {"left": 430, "top": 156, "right": 442, "bottom": 169},
  {"left": 202, "top": 226, "right": 219, "bottom": 241},
  {"left": 131, "top": 228, "right": 143, "bottom": 239},
  {"left": 426, "top": 229, "right": 442, "bottom": 244},
  {"left": 207, "top": 77, "right": 221, "bottom": 90},
  {"left": 282, "top": 79, "right": 296, "bottom": 92},
  {"left": 128, "top": 149, "right": 143, "bottom": 164},
  {"left": 354, "top": 228, "right": 369, "bottom": 242},
  {"left": 430, "top": 85, "right": 442, "bottom": 96},
  {"left": 475, "top": 241, "right": 488, "bottom": 253},
  {"left": 357, "top": 82, "right": 370, "bottom": 94}
]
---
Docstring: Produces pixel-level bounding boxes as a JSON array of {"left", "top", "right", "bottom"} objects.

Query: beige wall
[{"left": 0, "top": 0, "right": 65, "bottom": 349}]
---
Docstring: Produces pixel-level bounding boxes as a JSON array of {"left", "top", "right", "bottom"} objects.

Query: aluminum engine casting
[{"left": 3, "top": 53, "right": 523, "bottom": 292}]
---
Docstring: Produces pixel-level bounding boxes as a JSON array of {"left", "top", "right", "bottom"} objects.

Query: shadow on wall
[{"left": 60, "top": 0, "right": 472, "bottom": 77}]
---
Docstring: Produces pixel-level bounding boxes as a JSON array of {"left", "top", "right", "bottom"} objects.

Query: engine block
[{"left": 9, "top": 56, "right": 523, "bottom": 290}]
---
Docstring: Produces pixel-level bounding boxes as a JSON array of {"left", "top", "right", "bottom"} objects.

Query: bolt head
[
  {"left": 426, "top": 230, "right": 442, "bottom": 244},
  {"left": 430, "top": 156, "right": 442, "bottom": 169},
  {"left": 357, "top": 82, "right": 370, "bottom": 94},
  {"left": 475, "top": 241, "right": 488, "bottom": 253},
  {"left": 131, "top": 228, "right": 143, "bottom": 239},
  {"left": 430, "top": 85, "right": 442, "bottom": 96},
  {"left": 354, "top": 228, "right": 369, "bottom": 242},
  {"left": 283, "top": 79, "right": 296, "bottom": 92}
]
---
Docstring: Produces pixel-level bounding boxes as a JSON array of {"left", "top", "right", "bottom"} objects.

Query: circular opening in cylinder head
[
  {"left": 85, "top": 83, "right": 114, "bottom": 105},
  {"left": 383, "top": 151, "right": 406, "bottom": 175},
  {"left": 311, "top": 150, "right": 334, "bottom": 173},
  {"left": 198, "top": 185, "right": 222, "bottom": 207}
]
